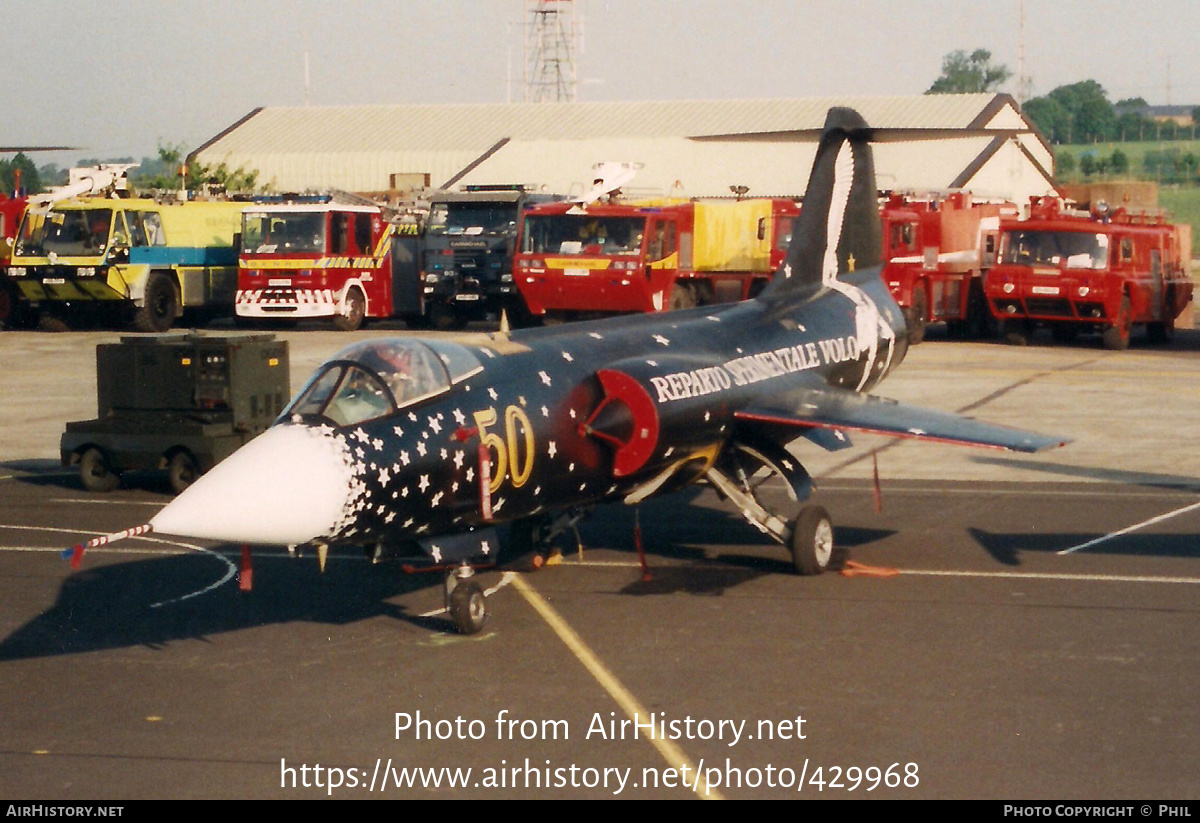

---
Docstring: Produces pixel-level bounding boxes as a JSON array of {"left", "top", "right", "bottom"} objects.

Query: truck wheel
[
  {"left": 332, "top": 288, "right": 366, "bottom": 332},
  {"left": 167, "top": 451, "right": 200, "bottom": 495},
  {"left": 79, "top": 448, "right": 120, "bottom": 493},
  {"left": 668, "top": 282, "right": 697, "bottom": 311},
  {"left": 135, "top": 273, "right": 179, "bottom": 333},
  {"left": 38, "top": 314, "right": 71, "bottom": 333},
  {"left": 905, "top": 287, "right": 928, "bottom": 344},
  {"left": 1101, "top": 295, "right": 1132, "bottom": 350}
]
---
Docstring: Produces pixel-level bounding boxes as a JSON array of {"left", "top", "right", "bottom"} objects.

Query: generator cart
[{"left": 61, "top": 332, "right": 290, "bottom": 494}]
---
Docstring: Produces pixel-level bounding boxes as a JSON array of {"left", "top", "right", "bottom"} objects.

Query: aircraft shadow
[
  {"left": 0, "top": 548, "right": 466, "bottom": 662},
  {"left": 971, "top": 455, "right": 1200, "bottom": 491},
  {"left": 969, "top": 527, "right": 1200, "bottom": 567},
  {"left": 572, "top": 492, "right": 894, "bottom": 596}
]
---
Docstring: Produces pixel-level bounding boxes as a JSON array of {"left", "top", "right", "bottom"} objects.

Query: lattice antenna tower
[{"left": 523, "top": 0, "right": 582, "bottom": 102}]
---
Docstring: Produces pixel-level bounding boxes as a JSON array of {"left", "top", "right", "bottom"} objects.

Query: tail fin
[{"left": 761, "top": 108, "right": 882, "bottom": 302}]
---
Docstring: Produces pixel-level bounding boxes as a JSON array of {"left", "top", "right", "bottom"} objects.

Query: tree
[
  {"left": 927, "top": 49, "right": 1011, "bottom": 94},
  {"left": 1109, "top": 149, "right": 1129, "bottom": 176},
  {"left": 134, "top": 143, "right": 260, "bottom": 193},
  {"left": 1056, "top": 150, "right": 1076, "bottom": 176},
  {"left": 0, "top": 153, "right": 42, "bottom": 195},
  {"left": 1023, "top": 80, "right": 1116, "bottom": 144}
]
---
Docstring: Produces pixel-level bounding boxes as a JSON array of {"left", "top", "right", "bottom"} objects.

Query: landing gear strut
[
  {"left": 705, "top": 444, "right": 834, "bottom": 575},
  {"left": 444, "top": 562, "right": 486, "bottom": 634}
]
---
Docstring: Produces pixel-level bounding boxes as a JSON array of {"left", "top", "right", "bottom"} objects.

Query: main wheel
[
  {"left": 79, "top": 447, "right": 120, "bottom": 493},
  {"left": 1101, "top": 295, "right": 1132, "bottom": 350},
  {"left": 332, "top": 288, "right": 366, "bottom": 332},
  {"left": 905, "top": 286, "right": 928, "bottom": 345},
  {"left": 449, "top": 581, "right": 487, "bottom": 634},
  {"left": 135, "top": 273, "right": 180, "bottom": 333},
  {"left": 669, "top": 282, "right": 698, "bottom": 311},
  {"left": 790, "top": 505, "right": 834, "bottom": 575},
  {"left": 167, "top": 451, "right": 199, "bottom": 495}
]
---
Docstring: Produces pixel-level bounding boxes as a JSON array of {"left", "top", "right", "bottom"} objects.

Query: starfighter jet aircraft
[{"left": 70, "top": 109, "right": 1066, "bottom": 633}]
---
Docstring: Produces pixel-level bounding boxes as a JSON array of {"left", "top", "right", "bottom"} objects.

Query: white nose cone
[{"left": 151, "top": 425, "right": 357, "bottom": 545}]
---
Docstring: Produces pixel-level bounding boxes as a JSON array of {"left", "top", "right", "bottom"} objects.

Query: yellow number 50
[{"left": 473, "top": 405, "right": 535, "bottom": 493}]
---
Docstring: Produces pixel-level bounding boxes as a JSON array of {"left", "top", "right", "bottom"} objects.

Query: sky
[{"left": 0, "top": 0, "right": 1196, "bottom": 167}]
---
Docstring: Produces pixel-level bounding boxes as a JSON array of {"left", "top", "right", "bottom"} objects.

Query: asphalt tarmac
[{"left": 1, "top": 323, "right": 1199, "bottom": 799}]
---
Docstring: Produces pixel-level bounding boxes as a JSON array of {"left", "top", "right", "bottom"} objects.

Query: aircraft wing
[{"left": 735, "top": 386, "right": 1068, "bottom": 453}]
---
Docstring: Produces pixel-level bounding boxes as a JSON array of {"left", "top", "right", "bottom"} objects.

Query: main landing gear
[
  {"left": 705, "top": 443, "right": 835, "bottom": 575},
  {"left": 445, "top": 562, "right": 487, "bottom": 634}
]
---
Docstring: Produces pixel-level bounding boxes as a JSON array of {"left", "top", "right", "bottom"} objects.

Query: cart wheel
[
  {"left": 167, "top": 451, "right": 200, "bottom": 495},
  {"left": 79, "top": 448, "right": 120, "bottom": 493}
]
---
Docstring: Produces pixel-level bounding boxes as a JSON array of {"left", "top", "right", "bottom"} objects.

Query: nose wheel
[{"left": 444, "top": 563, "right": 487, "bottom": 634}]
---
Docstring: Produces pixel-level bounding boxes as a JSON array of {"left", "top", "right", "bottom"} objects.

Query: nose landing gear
[{"left": 445, "top": 563, "right": 487, "bottom": 634}]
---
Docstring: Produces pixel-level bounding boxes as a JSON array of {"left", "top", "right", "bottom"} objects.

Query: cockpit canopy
[{"left": 282, "top": 338, "right": 482, "bottom": 428}]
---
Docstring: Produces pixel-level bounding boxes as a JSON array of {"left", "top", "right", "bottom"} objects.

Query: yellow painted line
[{"left": 511, "top": 573, "right": 724, "bottom": 800}]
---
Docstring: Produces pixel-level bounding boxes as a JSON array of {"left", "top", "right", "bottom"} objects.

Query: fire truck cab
[
  {"left": 985, "top": 197, "right": 1193, "bottom": 349},
  {"left": 237, "top": 198, "right": 424, "bottom": 331},
  {"left": 881, "top": 191, "right": 1014, "bottom": 343},
  {"left": 514, "top": 197, "right": 798, "bottom": 320}
]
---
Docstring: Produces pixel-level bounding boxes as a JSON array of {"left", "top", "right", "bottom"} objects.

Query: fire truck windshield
[
  {"left": 522, "top": 215, "right": 645, "bottom": 256},
  {"left": 283, "top": 339, "right": 481, "bottom": 427},
  {"left": 16, "top": 208, "right": 112, "bottom": 257},
  {"left": 243, "top": 211, "right": 327, "bottom": 254},
  {"left": 428, "top": 202, "right": 517, "bottom": 235},
  {"left": 1002, "top": 230, "right": 1110, "bottom": 270}
]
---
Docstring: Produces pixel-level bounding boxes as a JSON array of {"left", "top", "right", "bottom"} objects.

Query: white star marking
[
  {"left": 589, "top": 332, "right": 603, "bottom": 339},
  {"left": 431, "top": 491, "right": 444, "bottom": 507},
  {"left": 562, "top": 351, "right": 573, "bottom": 362},
  {"left": 453, "top": 409, "right": 466, "bottom": 425},
  {"left": 453, "top": 451, "right": 465, "bottom": 469},
  {"left": 488, "top": 388, "right": 499, "bottom": 400},
  {"left": 400, "top": 451, "right": 410, "bottom": 466},
  {"left": 653, "top": 335, "right": 670, "bottom": 346},
  {"left": 481, "top": 540, "right": 491, "bottom": 555},
  {"left": 416, "top": 441, "right": 427, "bottom": 456},
  {"left": 466, "top": 466, "right": 475, "bottom": 482},
  {"left": 371, "top": 438, "right": 383, "bottom": 451},
  {"left": 539, "top": 370, "right": 552, "bottom": 386},
  {"left": 547, "top": 441, "right": 557, "bottom": 458},
  {"left": 418, "top": 475, "right": 430, "bottom": 493},
  {"left": 431, "top": 545, "right": 442, "bottom": 563},
  {"left": 353, "top": 428, "right": 368, "bottom": 443},
  {"left": 379, "top": 467, "right": 391, "bottom": 485},
  {"left": 428, "top": 416, "right": 442, "bottom": 434},
  {"left": 541, "top": 406, "right": 549, "bottom": 417}
]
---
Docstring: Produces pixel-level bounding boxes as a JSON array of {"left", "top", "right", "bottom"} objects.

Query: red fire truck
[
  {"left": 984, "top": 197, "right": 1193, "bottom": 349},
  {"left": 880, "top": 191, "right": 1017, "bottom": 344},
  {"left": 236, "top": 197, "right": 425, "bottom": 331},
  {"left": 513, "top": 197, "right": 798, "bottom": 319},
  {"left": 0, "top": 194, "right": 27, "bottom": 326}
]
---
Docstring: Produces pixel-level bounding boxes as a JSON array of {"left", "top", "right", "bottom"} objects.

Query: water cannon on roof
[
  {"left": 572, "top": 161, "right": 643, "bottom": 206},
  {"left": 29, "top": 163, "right": 138, "bottom": 209}
]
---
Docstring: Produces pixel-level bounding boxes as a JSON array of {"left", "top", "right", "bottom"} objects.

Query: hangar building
[{"left": 192, "top": 93, "right": 1056, "bottom": 205}]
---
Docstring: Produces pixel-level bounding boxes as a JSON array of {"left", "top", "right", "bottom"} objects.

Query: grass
[{"left": 1052, "top": 139, "right": 1200, "bottom": 255}]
